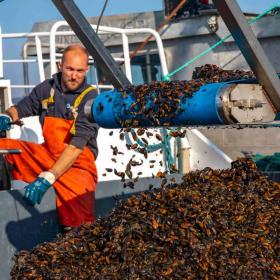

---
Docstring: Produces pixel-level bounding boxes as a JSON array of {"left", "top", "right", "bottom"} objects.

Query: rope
[
  {"left": 125, "top": 126, "right": 175, "bottom": 173},
  {"left": 163, "top": 1, "right": 280, "bottom": 81},
  {"left": 124, "top": 129, "right": 162, "bottom": 153},
  {"left": 161, "top": 128, "right": 175, "bottom": 172}
]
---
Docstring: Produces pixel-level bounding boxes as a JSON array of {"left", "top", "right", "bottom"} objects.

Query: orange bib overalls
[{"left": 0, "top": 88, "right": 98, "bottom": 227}]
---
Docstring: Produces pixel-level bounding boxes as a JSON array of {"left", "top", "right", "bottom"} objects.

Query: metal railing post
[
  {"left": 35, "top": 36, "right": 45, "bottom": 82},
  {"left": 0, "top": 26, "right": 3, "bottom": 78},
  {"left": 122, "top": 33, "right": 132, "bottom": 83}
]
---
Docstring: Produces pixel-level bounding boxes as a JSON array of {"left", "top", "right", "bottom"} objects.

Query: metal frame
[
  {"left": 0, "top": 25, "right": 168, "bottom": 91},
  {"left": 213, "top": 0, "right": 280, "bottom": 111},
  {"left": 52, "top": 0, "right": 132, "bottom": 89}
]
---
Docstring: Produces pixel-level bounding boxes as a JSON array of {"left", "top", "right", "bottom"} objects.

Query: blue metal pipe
[{"left": 92, "top": 82, "right": 230, "bottom": 128}]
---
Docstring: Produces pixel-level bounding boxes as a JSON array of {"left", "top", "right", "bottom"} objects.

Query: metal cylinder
[
  {"left": 86, "top": 83, "right": 229, "bottom": 128},
  {"left": 85, "top": 81, "right": 276, "bottom": 128}
]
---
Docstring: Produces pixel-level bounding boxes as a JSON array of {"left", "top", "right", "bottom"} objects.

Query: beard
[{"left": 61, "top": 76, "right": 83, "bottom": 92}]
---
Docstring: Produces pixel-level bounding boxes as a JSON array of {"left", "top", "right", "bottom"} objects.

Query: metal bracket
[
  {"left": 52, "top": 0, "right": 132, "bottom": 89},
  {"left": 212, "top": 0, "right": 280, "bottom": 112},
  {"left": 208, "top": 16, "right": 218, "bottom": 33},
  {"left": 219, "top": 84, "right": 276, "bottom": 123}
]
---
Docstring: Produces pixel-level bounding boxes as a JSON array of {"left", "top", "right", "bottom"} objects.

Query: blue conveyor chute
[{"left": 92, "top": 82, "right": 228, "bottom": 128}]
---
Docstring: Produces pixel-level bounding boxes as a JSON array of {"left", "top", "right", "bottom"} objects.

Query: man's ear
[{"left": 57, "top": 62, "right": 62, "bottom": 71}]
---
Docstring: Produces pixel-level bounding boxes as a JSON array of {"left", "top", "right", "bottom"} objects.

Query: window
[
  {"left": 87, "top": 53, "right": 163, "bottom": 88},
  {"left": 131, "top": 53, "right": 163, "bottom": 85}
]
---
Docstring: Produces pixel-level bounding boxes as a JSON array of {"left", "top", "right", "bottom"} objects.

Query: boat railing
[{"left": 0, "top": 23, "right": 168, "bottom": 95}]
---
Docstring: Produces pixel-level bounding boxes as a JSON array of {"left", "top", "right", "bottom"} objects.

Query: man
[{"left": 0, "top": 44, "right": 99, "bottom": 228}]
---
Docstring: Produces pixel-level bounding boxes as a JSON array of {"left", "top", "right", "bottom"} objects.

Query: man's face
[{"left": 60, "top": 50, "right": 89, "bottom": 92}]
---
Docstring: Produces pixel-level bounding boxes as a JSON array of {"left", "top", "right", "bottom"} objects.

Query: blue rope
[
  {"left": 161, "top": 128, "right": 175, "bottom": 172},
  {"left": 124, "top": 127, "right": 175, "bottom": 172},
  {"left": 124, "top": 129, "right": 162, "bottom": 153}
]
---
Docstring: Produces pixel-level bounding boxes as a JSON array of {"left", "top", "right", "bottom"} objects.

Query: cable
[
  {"left": 96, "top": 0, "right": 109, "bottom": 34},
  {"left": 129, "top": 0, "right": 187, "bottom": 62}
]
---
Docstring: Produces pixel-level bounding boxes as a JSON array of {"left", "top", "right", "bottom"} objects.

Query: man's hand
[
  {"left": 12, "top": 119, "right": 24, "bottom": 127},
  {"left": 5, "top": 106, "right": 24, "bottom": 127},
  {"left": 0, "top": 114, "right": 12, "bottom": 130},
  {"left": 24, "top": 171, "right": 55, "bottom": 205}
]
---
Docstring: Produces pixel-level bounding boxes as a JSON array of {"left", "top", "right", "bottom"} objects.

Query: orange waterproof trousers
[{"left": 0, "top": 116, "right": 98, "bottom": 227}]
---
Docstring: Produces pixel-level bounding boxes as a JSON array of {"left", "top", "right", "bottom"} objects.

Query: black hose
[{"left": 96, "top": 0, "right": 109, "bottom": 34}]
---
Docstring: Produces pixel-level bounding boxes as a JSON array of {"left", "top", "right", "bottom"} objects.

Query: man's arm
[
  {"left": 7, "top": 103, "right": 84, "bottom": 179},
  {"left": 69, "top": 90, "right": 99, "bottom": 158},
  {"left": 5, "top": 106, "right": 23, "bottom": 126},
  {"left": 11, "top": 80, "right": 51, "bottom": 121},
  {"left": 24, "top": 144, "right": 83, "bottom": 205},
  {"left": 4, "top": 80, "right": 50, "bottom": 128},
  {"left": 6, "top": 106, "right": 19, "bottom": 122},
  {"left": 49, "top": 144, "right": 83, "bottom": 179}
]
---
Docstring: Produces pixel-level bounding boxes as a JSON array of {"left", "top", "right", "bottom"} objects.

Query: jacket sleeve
[
  {"left": 15, "top": 80, "right": 51, "bottom": 118},
  {"left": 69, "top": 90, "right": 99, "bottom": 150}
]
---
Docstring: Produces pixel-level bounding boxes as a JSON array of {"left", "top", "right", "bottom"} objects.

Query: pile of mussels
[
  {"left": 11, "top": 159, "right": 279, "bottom": 279},
  {"left": 118, "top": 64, "right": 255, "bottom": 129}
]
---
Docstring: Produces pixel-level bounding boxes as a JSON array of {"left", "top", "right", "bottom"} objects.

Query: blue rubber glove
[
  {"left": 24, "top": 176, "right": 53, "bottom": 205},
  {"left": 0, "top": 114, "right": 12, "bottom": 130}
]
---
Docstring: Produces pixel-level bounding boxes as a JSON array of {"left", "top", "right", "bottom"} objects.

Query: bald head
[
  {"left": 61, "top": 44, "right": 89, "bottom": 64},
  {"left": 59, "top": 44, "right": 89, "bottom": 92}
]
